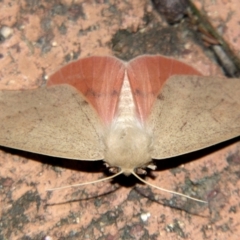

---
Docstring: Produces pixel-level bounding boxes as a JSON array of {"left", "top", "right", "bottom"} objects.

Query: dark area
[
  {"left": 112, "top": 24, "right": 192, "bottom": 61},
  {"left": 151, "top": 0, "right": 240, "bottom": 77},
  {"left": 152, "top": 0, "right": 188, "bottom": 24}
]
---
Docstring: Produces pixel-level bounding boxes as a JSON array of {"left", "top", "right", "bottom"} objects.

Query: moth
[{"left": 0, "top": 55, "right": 240, "bottom": 202}]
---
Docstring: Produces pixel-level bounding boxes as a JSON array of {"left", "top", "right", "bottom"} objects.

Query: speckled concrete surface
[{"left": 0, "top": 0, "right": 240, "bottom": 239}]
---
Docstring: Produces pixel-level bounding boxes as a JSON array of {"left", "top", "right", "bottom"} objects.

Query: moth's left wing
[{"left": 0, "top": 84, "right": 105, "bottom": 160}]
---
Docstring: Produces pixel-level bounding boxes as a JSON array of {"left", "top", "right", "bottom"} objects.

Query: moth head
[{"left": 103, "top": 121, "right": 153, "bottom": 176}]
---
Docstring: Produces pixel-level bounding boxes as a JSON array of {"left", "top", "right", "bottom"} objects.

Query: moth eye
[
  {"left": 103, "top": 162, "right": 110, "bottom": 168},
  {"left": 147, "top": 163, "right": 157, "bottom": 170},
  {"left": 108, "top": 166, "right": 121, "bottom": 174},
  {"left": 103, "top": 162, "right": 121, "bottom": 174},
  {"left": 135, "top": 168, "right": 147, "bottom": 175}
]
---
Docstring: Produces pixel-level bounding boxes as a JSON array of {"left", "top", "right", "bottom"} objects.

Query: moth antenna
[
  {"left": 47, "top": 170, "right": 123, "bottom": 191},
  {"left": 131, "top": 171, "right": 207, "bottom": 203}
]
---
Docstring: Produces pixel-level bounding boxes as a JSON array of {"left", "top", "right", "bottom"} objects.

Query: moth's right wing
[{"left": 149, "top": 75, "right": 240, "bottom": 159}]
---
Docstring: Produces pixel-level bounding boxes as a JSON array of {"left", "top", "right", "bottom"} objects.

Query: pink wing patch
[
  {"left": 47, "top": 56, "right": 125, "bottom": 124},
  {"left": 127, "top": 55, "right": 202, "bottom": 122}
]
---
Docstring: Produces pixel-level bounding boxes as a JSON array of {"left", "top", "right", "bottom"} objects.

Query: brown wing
[
  {"left": 149, "top": 75, "right": 240, "bottom": 159},
  {"left": 0, "top": 84, "right": 104, "bottom": 160}
]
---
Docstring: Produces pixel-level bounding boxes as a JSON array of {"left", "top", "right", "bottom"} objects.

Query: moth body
[
  {"left": 104, "top": 71, "right": 153, "bottom": 175},
  {"left": 104, "top": 72, "right": 152, "bottom": 175}
]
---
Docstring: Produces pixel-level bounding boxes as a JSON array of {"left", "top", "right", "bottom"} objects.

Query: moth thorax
[{"left": 104, "top": 121, "right": 153, "bottom": 176}]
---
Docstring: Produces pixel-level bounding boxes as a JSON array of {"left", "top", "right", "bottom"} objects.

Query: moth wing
[
  {"left": 0, "top": 84, "right": 104, "bottom": 160},
  {"left": 149, "top": 75, "right": 240, "bottom": 159},
  {"left": 127, "top": 55, "right": 201, "bottom": 122},
  {"left": 48, "top": 56, "right": 125, "bottom": 124}
]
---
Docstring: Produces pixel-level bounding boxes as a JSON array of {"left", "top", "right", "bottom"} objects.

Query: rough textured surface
[
  {"left": 193, "top": 0, "right": 240, "bottom": 58},
  {"left": 0, "top": 0, "right": 240, "bottom": 239}
]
